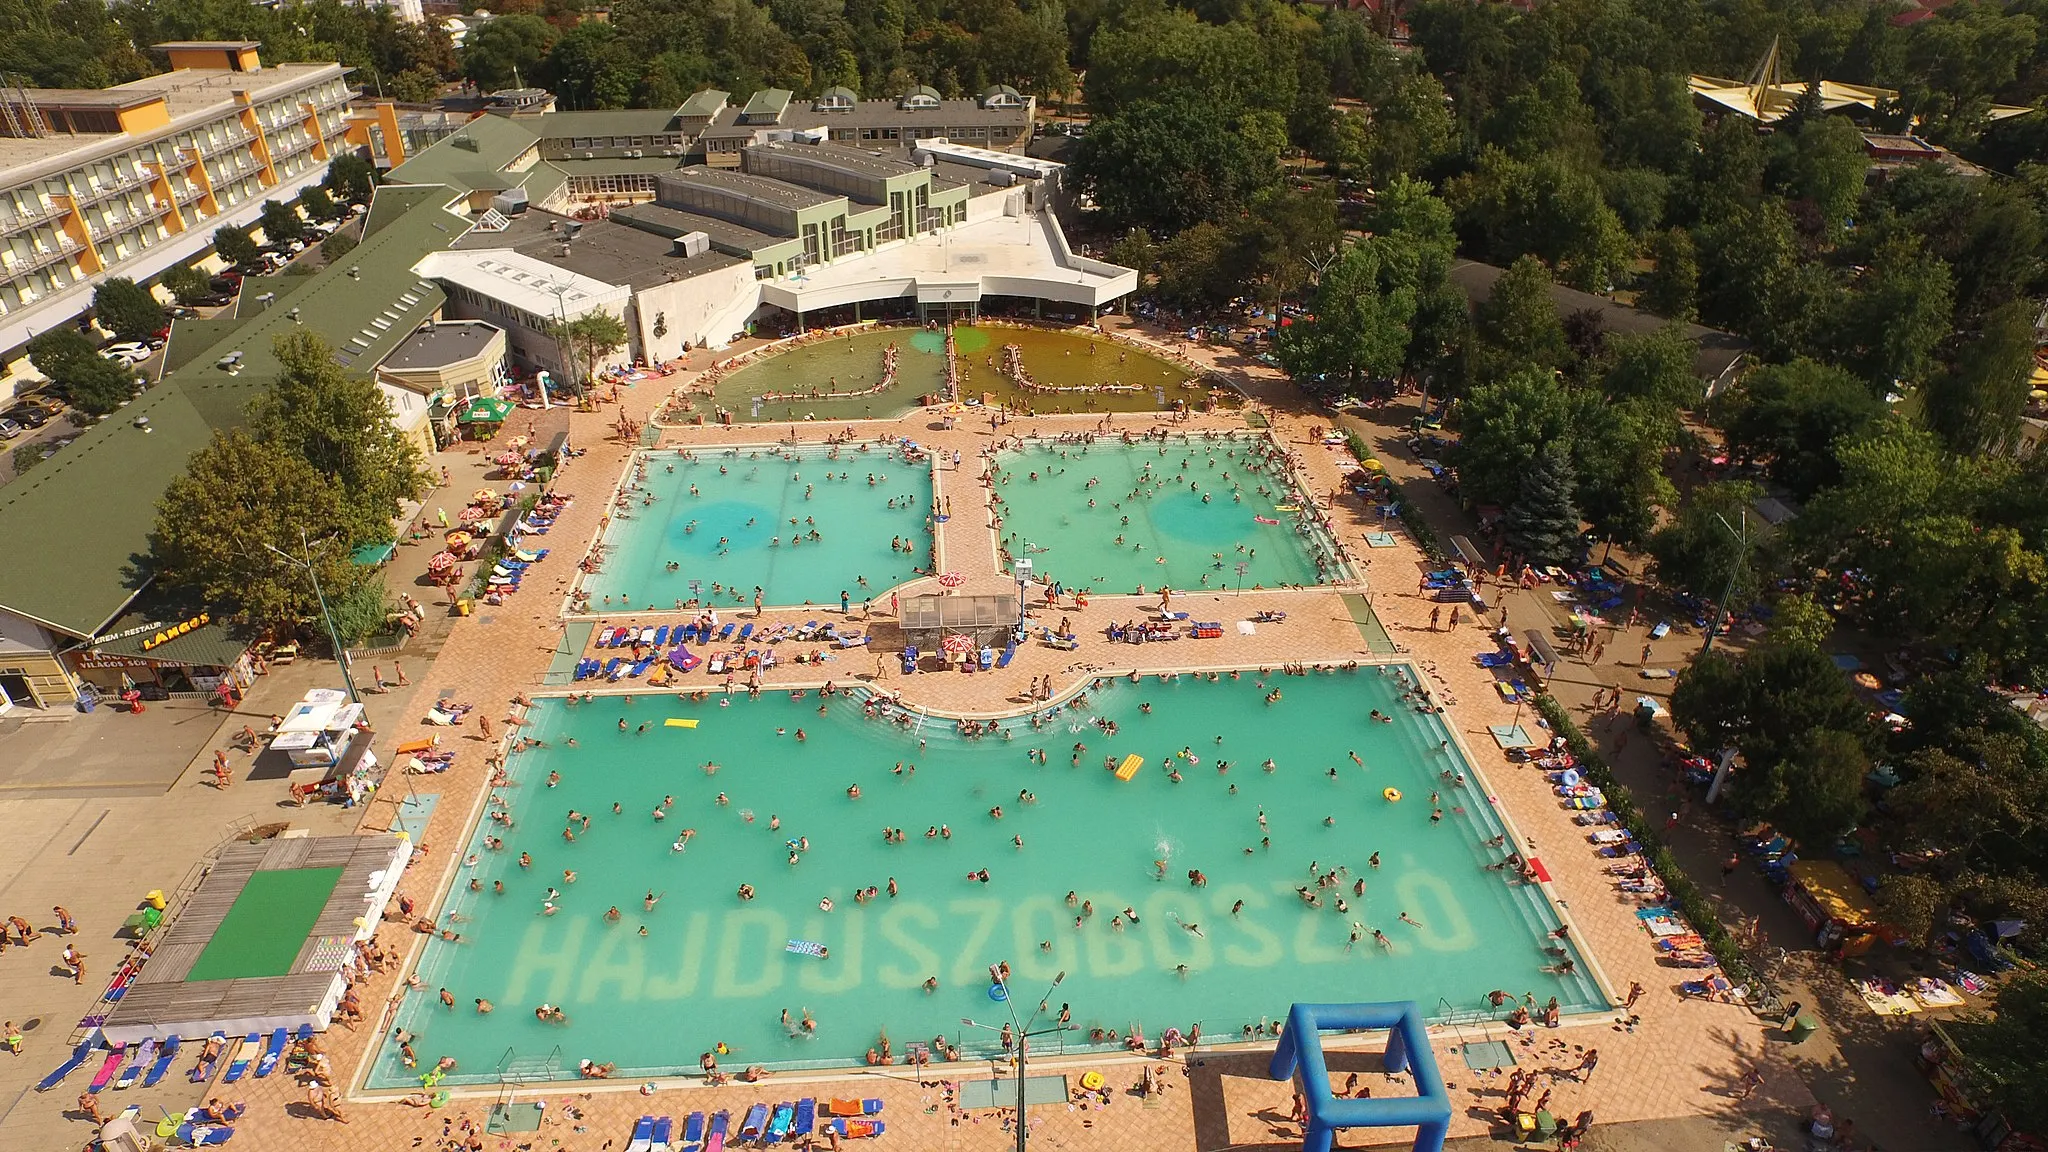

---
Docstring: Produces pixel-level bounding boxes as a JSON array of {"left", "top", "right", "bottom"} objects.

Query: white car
[{"left": 98, "top": 342, "right": 151, "bottom": 364}]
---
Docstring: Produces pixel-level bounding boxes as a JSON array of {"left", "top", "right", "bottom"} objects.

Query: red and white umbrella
[
  {"left": 495, "top": 451, "right": 522, "bottom": 467},
  {"left": 427, "top": 551, "right": 458, "bottom": 572},
  {"left": 941, "top": 633, "right": 974, "bottom": 656},
  {"left": 937, "top": 571, "right": 965, "bottom": 589}
]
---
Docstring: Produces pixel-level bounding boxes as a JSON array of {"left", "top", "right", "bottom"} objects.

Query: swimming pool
[
  {"left": 991, "top": 434, "right": 1341, "bottom": 594},
  {"left": 953, "top": 327, "right": 1204, "bottom": 414},
  {"left": 370, "top": 670, "right": 1602, "bottom": 1088},
  {"left": 578, "top": 446, "right": 935, "bottom": 612},
  {"left": 708, "top": 329, "right": 945, "bottom": 423}
]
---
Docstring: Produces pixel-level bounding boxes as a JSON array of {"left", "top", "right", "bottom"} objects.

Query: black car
[{"left": 3, "top": 405, "right": 49, "bottom": 428}]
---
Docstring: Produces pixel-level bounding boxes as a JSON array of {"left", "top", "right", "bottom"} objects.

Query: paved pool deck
[{"left": 12, "top": 321, "right": 1814, "bottom": 1152}]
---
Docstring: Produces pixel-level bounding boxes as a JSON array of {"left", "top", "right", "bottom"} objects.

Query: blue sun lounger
[
  {"left": 737, "top": 623, "right": 754, "bottom": 641},
  {"left": 1475, "top": 651, "right": 1514, "bottom": 668},
  {"left": 680, "top": 624, "right": 698, "bottom": 642},
  {"left": 35, "top": 1032, "right": 99, "bottom": 1092},
  {"left": 253, "top": 1027, "right": 288, "bottom": 1078},
  {"left": 900, "top": 645, "right": 918, "bottom": 673},
  {"left": 719, "top": 623, "right": 736, "bottom": 640},
  {"left": 653, "top": 625, "right": 670, "bottom": 647},
  {"left": 142, "top": 1035, "right": 181, "bottom": 1087},
  {"left": 766, "top": 1102, "right": 794, "bottom": 1142},
  {"left": 222, "top": 1033, "right": 258, "bottom": 1082},
  {"left": 995, "top": 643, "right": 1017, "bottom": 668},
  {"left": 629, "top": 657, "right": 655, "bottom": 677},
  {"left": 627, "top": 1115, "right": 655, "bottom": 1152},
  {"left": 740, "top": 1103, "right": 769, "bottom": 1139},
  {"left": 602, "top": 657, "right": 624, "bottom": 680},
  {"left": 649, "top": 1115, "right": 674, "bottom": 1152},
  {"left": 683, "top": 1111, "right": 706, "bottom": 1151},
  {"left": 791, "top": 1099, "right": 815, "bottom": 1137}
]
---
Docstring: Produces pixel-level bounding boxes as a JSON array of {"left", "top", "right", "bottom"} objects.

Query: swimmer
[{"left": 1399, "top": 911, "right": 1423, "bottom": 927}]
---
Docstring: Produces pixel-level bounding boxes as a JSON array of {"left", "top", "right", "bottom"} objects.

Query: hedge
[{"left": 1532, "top": 694, "right": 1757, "bottom": 988}]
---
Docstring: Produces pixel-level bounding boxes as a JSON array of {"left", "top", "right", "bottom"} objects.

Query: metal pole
[
  {"left": 301, "top": 528, "right": 361, "bottom": 703},
  {"left": 1698, "top": 511, "right": 1747, "bottom": 657}
]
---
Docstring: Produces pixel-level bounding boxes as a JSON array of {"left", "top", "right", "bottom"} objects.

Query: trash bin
[
  {"left": 457, "top": 598, "right": 474, "bottom": 617},
  {"left": 145, "top": 889, "right": 167, "bottom": 911},
  {"left": 77, "top": 694, "right": 96, "bottom": 713},
  {"left": 1784, "top": 1015, "right": 1819, "bottom": 1043}
]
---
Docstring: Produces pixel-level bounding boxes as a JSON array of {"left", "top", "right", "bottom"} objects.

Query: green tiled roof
[
  {"left": 536, "top": 108, "right": 684, "bottom": 138},
  {"left": 547, "top": 156, "right": 689, "bottom": 177},
  {"left": 387, "top": 114, "right": 539, "bottom": 193},
  {"left": 678, "top": 90, "right": 729, "bottom": 118},
  {"left": 0, "top": 184, "right": 471, "bottom": 637}
]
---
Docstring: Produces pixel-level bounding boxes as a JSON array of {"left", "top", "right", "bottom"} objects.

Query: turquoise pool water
[
  {"left": 581, "top": 446, "right": 933, "bottom": 611},
  {"left": 371, "top": 670, "right": 1601, "bottom": 1087},
  {"left": 992, "top": 436, "right": 1338, "bottom": 594}
]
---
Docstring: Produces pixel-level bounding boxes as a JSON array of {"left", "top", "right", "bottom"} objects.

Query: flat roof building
[{"left": 0, "top": 41, "right": 354, "bottom": 355}]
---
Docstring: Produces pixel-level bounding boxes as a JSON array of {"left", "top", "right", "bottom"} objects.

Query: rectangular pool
[
  {"left": 370, "top": 668, "right": 1602, "bottom": 1087},
  {"left": 580, "top": 445, "right": 934, "bottom": 611}
]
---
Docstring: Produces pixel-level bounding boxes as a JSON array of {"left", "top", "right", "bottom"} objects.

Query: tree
[
  {"left": 1640, "top": 228, "right": 1698, "bottom": 321},
  {"left": 1600, "top": 326, "right": 1701, "bottom": 410},
  {"left": 1274, "top": 233, "right": 1419, "bottom": 391},
  {"left": 26, "top": 328, "right": 136, "bottom": 415},
  {"left": 1669, "top": 642, "right": 1873, "bottom": 831},
  {"left": 551, "top": 312, "right": 630, "bottom": 392},
  {"left": 1647, "top": 481, "right": 1767, "bottom": 605},
  {"left": 1471, "top": 255, "right": 1568, "bottom": 379},
  {"left": 1952, "top": 971, "right": 2048, "bottom": 1137},
  {"left": 1833, "top": 236, "right": 1954, "bottom": 391},
  {"left": 1571, "top": 397, "right": 1678, "bottom": 549},
  {"left": 248, "top": 332, "right": 427, "bottom": 542},
  {"left": 298, "top": 185, "right": 342, "bottom": 224},
  {"left": 1450, "top": 367, "right": 1575, "bottom": 509},
  {"left": 160, "top": 263, "right": 212, "bottom": 306},
  {"left": 1074, "top": 92, "right": 1279, "bottom": 233},
  {"left": 258, "top": 200, "right": 307, "bottom": 246},
  {"left": 1719, "top": 359, "right": 1886, "bottom": 499},
  {"left": 320, "top": 231, "right": 359, "bottom": 263},
  {"left": 150, "top": 429, "right": 366, "bottom": 630},
  {"left": 1923, "top": 300, "right": 2036, "bottom": 454},
  {"left": 1503, "top": 441, "right": 1580, "bottom": 566},
  {"left": 324, "top": 154, "right": 377, "bottom": 205},
  {"left": 544, "top": 22, "right": 639, "bottom": 109},
  {"left": 92, "top": 277, "right": 164, "bottom": 343},
  {"left": 1770, "top": 114, "right": 1871, "bottom": 239},
  {"left": 1359, "top": 68, "right": 1455, "bottom": 185},
  {"left": 463, "top": 14, "right": 559, "bottom": 92},
  {"left": 1769, "top": 591, "right": 1836, "bottom": 649},
  {"left": 390, "top": 66, "right": 444, "bottom": 105},
  {"left": 213, "top": 224, "right": 259, "bottom": 267},
  {"left": 324, "top": 574, "right": 395, "bottom": 647}
]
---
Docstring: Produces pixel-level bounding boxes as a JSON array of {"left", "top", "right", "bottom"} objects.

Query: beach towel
[{"left": 786, "top": 940, "right": 827, "bottom": 957}]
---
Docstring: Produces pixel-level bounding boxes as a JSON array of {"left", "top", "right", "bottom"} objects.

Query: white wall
[
  {"left": 0, "top": 606, "right": 63, "bottom": 655},
  {"left": 630, "top": 262, "right": 762, "bottom": 360}
]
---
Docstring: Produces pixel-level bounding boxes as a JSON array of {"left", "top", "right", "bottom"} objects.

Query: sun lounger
[
  {"left": 740, "top": 1103, "right": 769, "bottom": 1139},
  {"left": 653, "top": 625, "right": 670, "bottom": 646},
  {"left": 650, "top": 1116, "right": 674, "bottom": 1152},
  {"left": 627, "top": 1115, "right": 656, "bottom": 1152},
  {"left": 141, "top": 1036, "right": 180, "bottom": 1088},
  {"left": 995, "top": 643, "right": 1017, "bottom": 668},
  {"left": 253, "top": 1027, "right": 287, "bottom": 1078},
  {"left": 829, "top": 1119, "right": 884, "bottom": 1139},
  {"left": 115, "top": 1039, "right": 155, "bottom": 1089},
  {"left": 737, "top": 623, "right": 754, "bottom": 641},
  {"left": 36, "top": 1033, "right": 98, "bottom": 1093},
  {"left": 900, "top": 646, "right": 919, "bottom": 673},
  {"left": 1597, "top": 842, "right": 1641, "bottom": 858},
  {"left": 222, "top": 1033, "right": 258, "bottom": 1082},
  {"left": 791, "top": 1100, "right": 814, "bottom": 1137},
  {"left": 705, "top": 1110, "right": 730, "bottom": 1152},
  {"left": 766, "top": 1102, "right": 794, "bottom": 1143},
  {"left": 720, "top": 623, "right": 736, "bottom": 640},
  {"left": 1650, "top": 621, "right": 1671, "bottom": 639},
  {"left": 88, "top": 1044, "right": 126, "bottom": 1092},
  {"left": 826, "top": 1099, "right": 866, "bottom": 1117},
  {"left": 672, "top": 647, "right": 702, "bottom": 672},
  {"left": 685, "top": 1111, "right": 706, "bottom": 1146},
  {"left": 1475, "top": 651, "right": 1514, "bottom": 668},
  {"left": 629, "top": 657, "right": 655, "bottom": 677}
]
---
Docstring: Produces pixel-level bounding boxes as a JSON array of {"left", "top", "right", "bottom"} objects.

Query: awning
[
  {"left": 88, "top": 614, "right": 254, "bottom": 668},
  {"left": 457, "top": 395, "right": 514, "bottom": 423},
  {"left": 1525, "top": 630, "right": 1560, "bottom": 669},
  {"left": 350, "top": 541, "right": 397, "bottom": 566}
]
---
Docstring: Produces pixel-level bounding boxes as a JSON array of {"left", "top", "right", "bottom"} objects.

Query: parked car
[
  {"left": 13, "top": 391, "right": 64, "bottom": 417},
  {"left": 209, "top": 272, "right": 241, "bottom": 292},
  {"left": 4, "top": 405, "right": 50, "bottom": 428},
  {"left": 164, "top": 305, "right": 197, "bottom": 319},
  {"left": 98, "top": 342, "right": 151, "bottom": 364},
  {"left": 0, "top": 417, "right": 21, "bottom": 440}
]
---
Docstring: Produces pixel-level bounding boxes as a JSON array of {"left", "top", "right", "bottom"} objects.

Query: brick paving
[{"left": 188, "top": 323, "right": 1801, "bottom": 1152}]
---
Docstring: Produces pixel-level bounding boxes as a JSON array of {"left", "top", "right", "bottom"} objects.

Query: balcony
[{"left": 2, "top": 239, "right": 81, "bottom": 278}]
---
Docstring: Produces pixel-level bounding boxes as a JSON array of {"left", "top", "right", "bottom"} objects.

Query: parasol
[
  {"left": 457, "top": 395, "right": 514, "bottom": 424},
  {"left": 1852, "top": 671, "right": 1882, "bottom": 691},
  {"left": 471, "top": 488, "right": 500, "bottom": 505},
  {"left": 941, "top": 633, "right": 974, "bottom": 656},
  {"left": 428, "top": 551, "right": 457, "bottom": 572},
  {"left": 457, "top": 506, "right": 487, "bottom": 523},
  {"left": 937, "top": 571, "right": 965, "bottom": 589},
  {"left": 444, "top": 530, "right": 473, "bottom": 548},
  {"left": 495, "top": 451, "right": 522, "bottom": 467}
]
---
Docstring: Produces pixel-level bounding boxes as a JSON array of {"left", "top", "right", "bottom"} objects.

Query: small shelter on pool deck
[{"left": 900, "top": 593, "right": 1018, "bottom": 650}]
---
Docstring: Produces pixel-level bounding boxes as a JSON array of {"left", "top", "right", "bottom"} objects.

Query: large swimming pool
[
  {"left": 578, "top": 445, "right": 934, "bottom": 611},
  {"left": 991, "top": 435, "right": 1341, "bottom": 594},
  {"left": 370, "top": 670, "right": 1602, "bottom": 1087}
]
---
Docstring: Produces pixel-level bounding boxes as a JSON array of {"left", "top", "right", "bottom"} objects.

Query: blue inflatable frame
[{"left": 1267, "top": 1001, "right": 1452, "bottom": 1152}]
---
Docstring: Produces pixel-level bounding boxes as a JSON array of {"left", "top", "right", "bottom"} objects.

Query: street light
[
  {"left": 961, "top": 968, "right": 1067, "bottom": 1152},
  {"left": 1698, "top": 510, "right": 1748, "bottom": 657},
  {"left": 263, "top": 527, "right": 361, "bottom": 703}
]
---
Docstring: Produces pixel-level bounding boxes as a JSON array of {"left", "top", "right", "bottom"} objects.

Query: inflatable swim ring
[
  {"left": 1080, "top": 1071, "right": 1105, "bottom": 1091},
  {"left": 1383, "top": 788, "right": 1402, "bottom": 803},
  {"left": 988, "top": 983, "right": 1008, "bottom": 1001}
]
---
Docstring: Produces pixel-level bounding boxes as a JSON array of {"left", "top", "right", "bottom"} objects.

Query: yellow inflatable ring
[
  {"left": 1384, "top": 788, "right": 1402, "bottom": 803},
  {"left": 1080, "top": 1071, "right": 1105, "bottom": 1091}
]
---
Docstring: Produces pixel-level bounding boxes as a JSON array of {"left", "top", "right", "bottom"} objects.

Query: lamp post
[
  {"left": 961, "top": 968, "right": 1067, "bottom": 1152},
  {"left": 263, "top": 527, "right": 361, "bottom": 703},
  {"left": 1698, "top": 510, "right": 1748, "bottom": 657}
]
